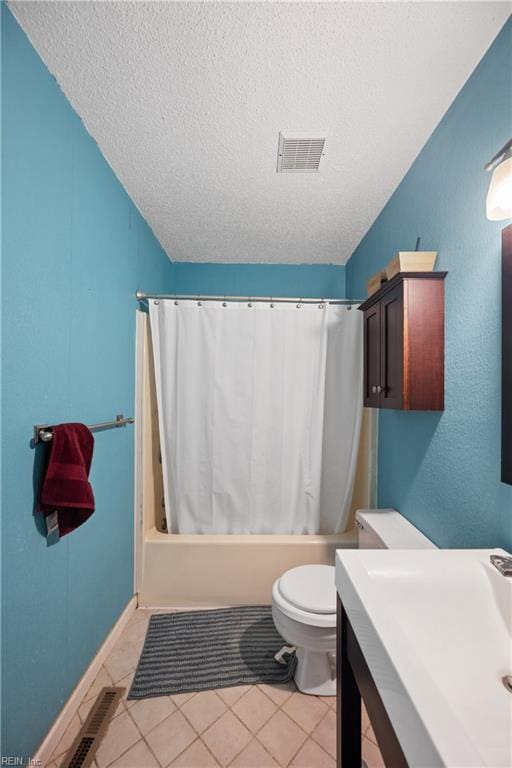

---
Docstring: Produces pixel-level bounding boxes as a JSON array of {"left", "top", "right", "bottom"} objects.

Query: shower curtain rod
[{"left": 135, "top": 290, "right": 363, "bottom": 305}]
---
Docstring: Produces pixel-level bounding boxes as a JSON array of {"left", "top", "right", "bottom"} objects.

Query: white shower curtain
[{"left": 149, "top": 299, "right": 362, "bottom": 535}]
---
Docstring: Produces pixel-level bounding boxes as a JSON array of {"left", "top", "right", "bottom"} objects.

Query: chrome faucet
[{"left": 490, "top": 555, "right": 512, "bottom": 576}]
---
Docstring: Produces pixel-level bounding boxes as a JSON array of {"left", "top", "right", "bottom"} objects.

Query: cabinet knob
[
  {"left": 377, "top": 385, "right": 383, "bottom": 393},
  {"left": 372, "top": 385, "right": 377, "bottom": 394}
]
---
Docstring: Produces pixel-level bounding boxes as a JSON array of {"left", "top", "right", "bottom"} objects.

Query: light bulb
[{"left": 486, "top": 156, "right": 512, "bottom": 221}]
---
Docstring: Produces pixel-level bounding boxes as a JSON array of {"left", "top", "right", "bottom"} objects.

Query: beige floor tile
[
  {"left": 145, "top": 710, "right": 196, "bottom": 767},
  {"left": 50, "top": 756, "right": 68, "bottom": 768},
  {"left": 215, "top": 685, "right": 251, "bottom": 707},
  {"left": 290, "top": 738, "right": 336, "bottom": 767},
  {"left": 119, "top": 618, "right": 149, "bottom": 649},
  {"left": 257, "top": 710, "right": 307, "bottom": 767},
  {"left": 95, "top": 710, "right": 141, "bottom": 768},
  {"left": 318, "top": 695, "right": 336, "bottom": 710},
  {"left": 201, "top": 710, "right": 252, "bottom": 767},
  {"left": 282, "top": 692, "right": 329, "bottom": 734},
  {"left": 104, "top": 641, "right": 142, "bottom": 684},
  {"left": 361, "top": 703, "right": 371, "bottom": 734},
  {"left": 257, "top": 680, "right": 296, "bottom": 707},
  {"left": 141, "top": 609, "right": 173, "bottom": 620},
  {"left": 181, "top": 690, "right": 227, "bottom": 734},
  {"left": 135, "top": 609, "right": 156, "bottom": 621},
  {"left": 310, "top": 710, "right": 336, "bottom": 759},
  {"left": 50, "top": 714, "right": 82, "bottom": 760},
  {"left": 171, "top": 691, "right": 198, "bottom": 707},
  {"left": 230, "top": 738, "right": 279, "bottom": 768},
  {"left": 78, "top": 695, "right": 95, "bottom": 723},
  {"left": 129, "top": 609, "right": 150, "bottom": 625},
  {"left": 84, "top": 666, "right": 114, "bottom": 703},
  {"left": 147, "top": 608, "right": 173, "bottom": 615},
  {"left": 362, "top": 736, "right": 385, "bottom": 768},
  {"left": 117, "top": 671, "right": 137, "bottom": 709},
  {"left": 170, "top": 738, "right": 220, "bottom": 767},
  {"left": 231, "top": 687, "right": 277, "bottom": 734},
  {"left": 129, "top": 696, "right": 177, "bottom": 736},
  {"left": 109, "top": 738, "right": 160, "bottom": 767}
]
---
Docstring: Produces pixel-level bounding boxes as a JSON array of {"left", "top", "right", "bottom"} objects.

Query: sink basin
[{"left": 335, "top": 548, "right": 512, "bottom": 767}]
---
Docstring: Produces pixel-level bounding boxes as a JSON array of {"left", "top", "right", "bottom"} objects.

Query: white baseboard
[{"left": 34, "top": 595, "right": 137, "bottom": 766}]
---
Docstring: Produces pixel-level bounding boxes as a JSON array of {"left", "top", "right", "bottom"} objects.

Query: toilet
[
  {"left": 272, "top": 564, "right": 337, "bottom": 696},
  {"left": 272, "top": 508, "right": 435, "bottom": 696}
]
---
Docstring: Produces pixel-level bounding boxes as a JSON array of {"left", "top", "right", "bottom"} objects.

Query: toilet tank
[{"left": 356, "top": 508, "right": 436, "bottom": 549}]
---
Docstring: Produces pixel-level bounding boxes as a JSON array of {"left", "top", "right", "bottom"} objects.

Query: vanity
[{"left": 335, "top": 549, "right": 512, "bottom": 767}]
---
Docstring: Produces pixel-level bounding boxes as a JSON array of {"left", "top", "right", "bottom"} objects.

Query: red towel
[{"left": 39, "top": 423, "right": 95, "bottom": 537}]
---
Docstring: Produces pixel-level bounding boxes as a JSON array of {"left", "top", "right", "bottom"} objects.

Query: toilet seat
[
  {"left": 273, "top": 565, "right": 336, "bottom": 628},
  {"left": 279, "top": 565, "right": 336, "bottom": 614}
]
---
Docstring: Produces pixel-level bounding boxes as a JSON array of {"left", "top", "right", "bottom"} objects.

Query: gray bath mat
[{"left": 128, "top": 606, "right": 297, "bottom": 699}]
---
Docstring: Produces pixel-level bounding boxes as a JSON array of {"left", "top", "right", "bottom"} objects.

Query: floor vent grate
[{"left": 60, "top": 687, "right": 124, "bottom": 768}]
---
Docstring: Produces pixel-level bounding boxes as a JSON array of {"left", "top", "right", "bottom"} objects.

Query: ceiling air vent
[{"left": 277, "top": 131, "right": 326, "bottom": 173}]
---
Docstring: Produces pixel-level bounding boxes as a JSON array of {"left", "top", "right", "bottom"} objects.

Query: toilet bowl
[
  {"left": 272, "top": 564, "right": 337, "bottom": 696},
  {"left": 272, "top": 510, "right": 436, "bottom": 696}
]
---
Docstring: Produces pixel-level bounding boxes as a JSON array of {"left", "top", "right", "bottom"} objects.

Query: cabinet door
[
  {"left": 363, "top": 305, "right": 381, "bottom": 407},
  {"left": 380, "top": 284, "right": 404, "bottom": 409}
]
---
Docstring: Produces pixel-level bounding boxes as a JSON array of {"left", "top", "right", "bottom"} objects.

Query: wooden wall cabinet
[{"left": 359, "top": 272, "right": 447, "bottom": 411}]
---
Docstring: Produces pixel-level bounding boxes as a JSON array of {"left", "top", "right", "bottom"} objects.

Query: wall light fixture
[{"left": 485, "top": 138, "right": 512, "bottom": 220}]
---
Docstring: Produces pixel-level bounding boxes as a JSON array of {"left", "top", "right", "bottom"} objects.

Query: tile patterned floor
[{"left": 47, "top": 609, "right": 384, "bottom": 768}]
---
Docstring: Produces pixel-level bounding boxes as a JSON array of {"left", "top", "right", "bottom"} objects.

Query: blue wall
[
  {"left": 1, "top": 7, "right": 172, "bottom": 758},
  {"left": 171, "top": 262, "right": 346, "bottom": 299},
  {"left": 2, "top": 0, "right": 509, "bottom": 758},
  {"left": 347, "top": 18, "right": 512, "bottom": 551}
]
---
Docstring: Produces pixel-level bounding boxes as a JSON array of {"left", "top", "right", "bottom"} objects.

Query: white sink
[{"left": 335, "top": 548, "right": 512, "bottom": 768}]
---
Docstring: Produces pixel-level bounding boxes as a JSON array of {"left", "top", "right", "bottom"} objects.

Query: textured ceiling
[{"left": 9, "top": 1, "right": 510, "bottom": 264}]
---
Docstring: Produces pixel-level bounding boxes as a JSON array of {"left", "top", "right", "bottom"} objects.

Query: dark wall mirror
[{"left": 502, "top": 223, "right": 512, "bottom": 485}]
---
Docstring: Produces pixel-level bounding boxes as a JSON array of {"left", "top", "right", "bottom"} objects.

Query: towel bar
[{"left": 33, "top": 414, "right": 134, "bottom": 444}]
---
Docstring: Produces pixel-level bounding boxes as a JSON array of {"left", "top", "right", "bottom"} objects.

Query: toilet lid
[{"left": 277, "top": 565, "right": 336, "bottom": 615}]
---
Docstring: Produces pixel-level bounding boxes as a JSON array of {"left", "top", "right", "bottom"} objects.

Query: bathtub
[
  {"left": 135, "top": 311, "right": 375, "bottom": 608},
  {"left": 138, "top": 527, "right": 358, "bottom": 608}
]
